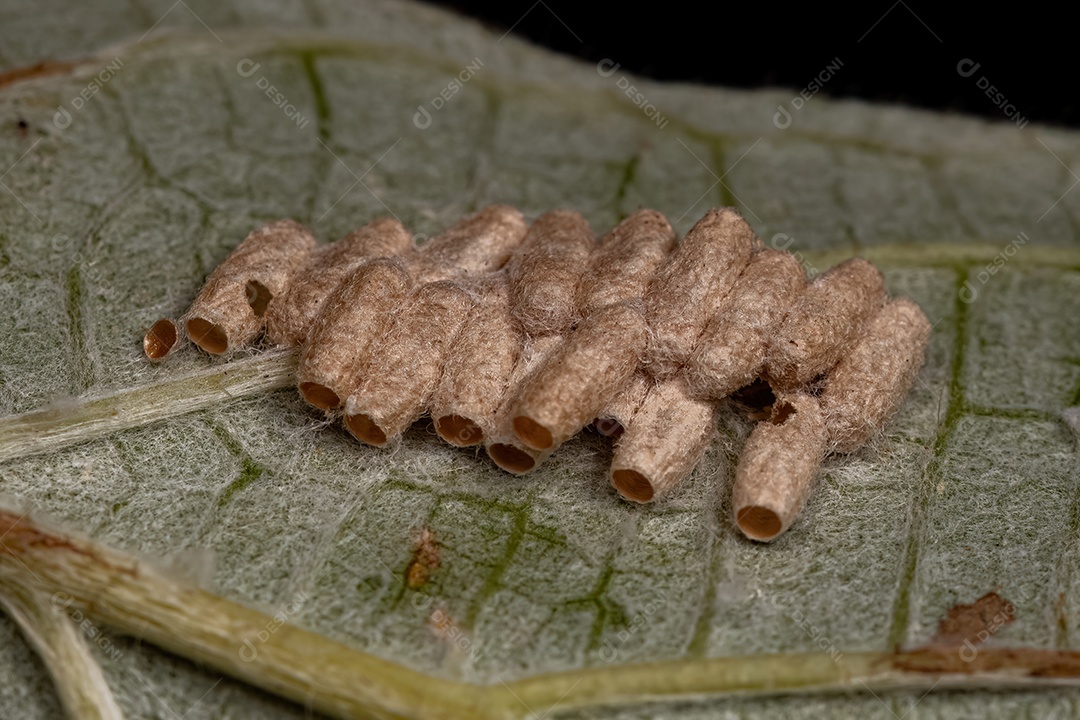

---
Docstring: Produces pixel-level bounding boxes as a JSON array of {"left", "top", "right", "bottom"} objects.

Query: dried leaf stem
[
  {"left": 3, "top": 509, "right": 1080, "bottom": 720},
  {"left": 0, "top": 350, "right": 298, "bottom": 463},
  {"left": 0, "top": 582, "right": 122, "bottom": 720}
]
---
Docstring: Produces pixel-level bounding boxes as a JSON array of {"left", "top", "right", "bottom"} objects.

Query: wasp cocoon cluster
[
  {"left": 297, "top": 258, "right": 413, "bottom": 411},
  {"left": 164, "top": 205, "right": 930, "bottom": 544},
  {"left": 410, "top": 204, "right": 528, "bottom": 283},
  {"left": 686, "top": 249, "right": 807, "bottom": 399},
  {"left": 486, "top": 335, "right": 563, "bottom": 474},
  {"left": 512, "top": 301, "right": 647, "bottom": 451},
  {"left": 644, "top": 208, "right": 758, "bottom": 374},
  {"left": 344, "top": 280, "right": 476, "bottom": 446},
  {"left": 429, "top": 275, "right": 519, "bottom": 447},
  {"left": 264, "top": 218, "right": 412, "bottom": 348},
  {"left": 609, "top": 376, "right": 716, "bottom": 503},
  {"left": 820, "top": 297, "right": 932, "bottom": 454},
  {"left": 507, "top": 210, "right": 595, "bottom": 337},
  {"left": 765, "top": 257, "right": 886, "bottom": 389},
  {"left": 577, "top": 209, "right": 675, "bottom": 315},
  {"left": 183, "top": 219, "right": 316, "bottom": 355},
  {"left": 732, "top": 392, "right": 828, "bottom": 542}
]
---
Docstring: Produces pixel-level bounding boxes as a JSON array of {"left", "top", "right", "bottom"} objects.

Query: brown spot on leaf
[
  {"left": 931, "top": 591, "right": 1015, "bottom": 647},
  {"left": 405, "top": 526, "right": 440, "bottom": 590}
]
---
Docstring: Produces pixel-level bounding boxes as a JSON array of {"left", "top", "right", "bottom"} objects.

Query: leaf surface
[{"left": 1, "top": 2, "right": 1079, "bottom": 718}]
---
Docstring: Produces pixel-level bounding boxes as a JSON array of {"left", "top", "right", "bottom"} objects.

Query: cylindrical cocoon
[
  {"left": 686, "top": 249, "right": 807, "bottom": 399},
  {"left": 296, "top": 257, "right": 412, "bottom": 411},
  {"left": 184, "top": 219, "right": 316, "bottom": 354},
  {"left": 143, "top": 318, "right": 181, "bottom": 362},
  {"left": 343, "top": 280, "right": 477, "bottom": 446},
  {"left": 485, "top": 335, "right": 563, "bottom": 474},
  {"left": 577, "top": 209, "right": 675, "bottom": 315},
  {"left": 609, "top": 377, "right": 717, "bottom": 503},
  {"left": 265, "top": 217, "right": 412, "bottom": 347},
  {"left": 506, "top": 210, "right": 595, "bottom": 336},
  {"left": 594, "top": 372, "right": 651, "bottom": 439},
  {"left": 820, "top": 297, "right": 931, "bottom": 454},
  {"left": 430, "top": 275, "right": 520, "bottom": 447},
  {"left": 765, "top": 257, "right": 886, "bottom": 389},
  {"left": 412, "top": 205, "right": 528, "bottom": 283},
  {"left": 644, "top": 207, "right": 758, "bottom": 373},
  {"left": 512, "top": 302, "right": 648, "bottom": 451},
  {"left": 732, "top": 392, "right": 828, "bottom": 542}
]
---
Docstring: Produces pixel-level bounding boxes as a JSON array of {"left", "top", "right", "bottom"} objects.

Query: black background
[{"left": 427, "top": 1, "right": 1067, "bottom": 128}]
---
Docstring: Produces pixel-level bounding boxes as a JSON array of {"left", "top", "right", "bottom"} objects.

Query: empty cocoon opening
[
  {"left": 609, "top": 376, "right": 717, "bottom": 503},
  {"left": 430, "top": 275, "right": 520, "bottom": 447},
  {"left": 184, "top": 219, "right": 316, "bottom": 355},
  {"left": 686, "top": 249, "right": 807, "bottom": 399},
  {"left": 485, "top": 335, "right": 563, "bottom": 474},
  {"left": 296, "top": 257, "right": 412, "bottom": 411},
  {"left": 265, "top": 217, "right": 412, "bottom": 347},
  {"left": 343, "top": 280, "right": 477, "bottom": 446},
  {"left": 143, "top": 317, "right": 181, "bottom": 362},
  {"left": 411, "top": 205, "right": 528, "bottom": 283},
  {"left": 512, "top": 301, "right": 648, "bottom": 451},
  {"left": 820, "top": 297, "right": 931, "bottom": 454},
  {"left": 765, "top": 257, "right": 886, "bottom": 389},
  {"left": 644, "top": 207, "right": 758, "bottom": 373},
  {"left": 507, "top": 210, "right": 595, "bottom": 336},
  {"left": 577, "top": 209, "right": 675, "bottom": 315},
  {"left": 732, "top": 392, "right": 828, "bottom": 542}
]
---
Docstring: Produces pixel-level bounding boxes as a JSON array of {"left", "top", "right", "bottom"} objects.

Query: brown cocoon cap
[
  {"left": 512, "top": 302, "right": 648, "bottom": 451},
  {"left": 343, "top": 280, "right": 477, "bottom": 446},
  {"left": 820, "top": 297, "right": 931, "bottom": 454},
  {"left": 430, "top": 276, "right": 520, "bottom": 447},
  {"left": 412, "top": 205, "right": 528, "bottom": 283},
  {"left": 143, "top": 318, "right": 181, "bottom": 362},
  {"left": 184, "top": 219, "right": 316, "bottom": 355},
  {"left": 732, "top": 392, "right": 828, "bottom": 542},
  {"left": 265, "top": 218, "right": 412, "bottom": 347},
  {"left": 296, "top": 257, "right": 412, "bottom": 411},
  {"left": 644, "top": 207, "right": 758, "bottom": 373},
  {"left": 765, "top": 257, "right": 886, "bottom": 389},
  {"left": 507, "top": 210, "right": 595, "bottom": 336},
  {"left": 577, "top": 209, "right": 675, "bottom": 315},
  {"left": 485, "top": 335, "right": 562, "bottom": 474},
  {"left": 594, "top": 371, "right": 650, "bottom": 439},
  {"left": 609, "top": 376, "right": 717, "bottom": 503},
  {"left": 686, "top": 249, "right": 808, "bottom": 399}
]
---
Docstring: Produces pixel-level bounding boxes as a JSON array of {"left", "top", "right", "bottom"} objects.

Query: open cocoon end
[
  {"left": 296, "top": 257, "right": 412, "bottom": 411},
  {"left": 732, "top": 392, "right": 828, "bottom": 542},
  {"left": 184, "top": 219, "right": 316, "bottom": 355},
  {"left": 609, "top": 376, "right": 717, "bottom": 503}
]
